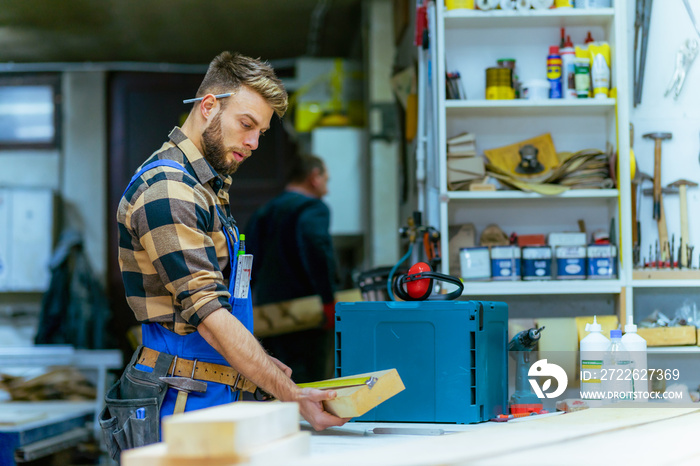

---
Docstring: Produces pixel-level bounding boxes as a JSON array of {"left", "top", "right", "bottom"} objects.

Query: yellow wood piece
[
  {"left": 122, "top": 432, "right": 310, "bottom": 466},
  {"left": 534, "top": 318, "right": 578, "bottom": 382},
  {"left": 574, "top": 315, "right": 619, "bottom": 343},
  {"left": 172, "top": 390, "right": 187, "bottom": 415},
  {"left": 636, "top": 326, "right": 697, "bottom": 346},
  {"left": 618, "top": 286, "right": 626, "bottom": 332},
  {"left": 315, "top": 369, "right": 405, "bottom": 418},
  {"left": 162, "top": 402, "right": 299, "bottom": 459}
]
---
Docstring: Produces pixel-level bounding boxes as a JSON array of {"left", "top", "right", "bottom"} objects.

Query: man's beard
[{"left": 201, "top": 112, "right": 247, "bottom": 176}]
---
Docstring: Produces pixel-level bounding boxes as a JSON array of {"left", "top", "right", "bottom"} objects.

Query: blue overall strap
[{"left": 122, "top": 159, "right": 189, "bottom": 199}]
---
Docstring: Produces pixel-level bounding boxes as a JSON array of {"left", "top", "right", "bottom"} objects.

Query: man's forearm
[{"left": 197, "top": 308, "right": 300, "bottom": 401}]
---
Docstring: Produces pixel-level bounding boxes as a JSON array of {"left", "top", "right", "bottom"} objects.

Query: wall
[
  {"left": 629, "top": 1, "right": 700, "bottom": 277},
  {"left": 0, "top": 71, "right": 108, "bottom": 346},
  {"left": 61, "top": 71, "right": 108, "bottom": 284}
]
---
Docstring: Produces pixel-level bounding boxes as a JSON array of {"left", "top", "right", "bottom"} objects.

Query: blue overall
[{"left": 121, "top": 159, "right": 253, "bottom": 426}]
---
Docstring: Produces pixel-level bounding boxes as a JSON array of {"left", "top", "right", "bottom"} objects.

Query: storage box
[
  {"left": 334, "top": 300, "right": 508, "bottom": 424},
  {"left": 636, "top": 326, "right": 697, "bottom": 347}
]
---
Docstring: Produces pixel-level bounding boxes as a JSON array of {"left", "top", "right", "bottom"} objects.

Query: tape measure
[{"left": 297, "top": 376, "right": 377, "bottom": 390}]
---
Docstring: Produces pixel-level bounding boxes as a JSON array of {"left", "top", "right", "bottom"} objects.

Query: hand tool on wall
[
  {"left": 643, "top": 132, "right": 672, "bottom": 220},
  {"left": 683, "top": 0, "right": 700, "bottom": 39},
  {"left": 664, "top": 39, "right": 698, "bottom": 100},
  {"left": 668, "top": 179, "right": 698, "bottom": 267},
  {"left": 508, "top": 326, "right": 545, "bottom": 415},
  {"left": 633, "top": 171, "right": 653, "bottom": 267},
  {"left": 643, "top": 185, "right": 677, "bottom": 263},
  {"left": 634, "top": 0, "right": 653, "bottom": 107}
]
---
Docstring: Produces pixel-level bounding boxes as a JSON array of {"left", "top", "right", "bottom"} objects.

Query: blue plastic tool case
[{"left": 334, "top": 300, "right": 508, "bottom": 424}]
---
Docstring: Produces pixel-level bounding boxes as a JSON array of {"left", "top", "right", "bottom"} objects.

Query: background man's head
[
  {"left": 193, "top": 52, "right": 288, "bottom": 175},
  {"left": 287, "top": 154, "right": 329, "bottom": 199}
]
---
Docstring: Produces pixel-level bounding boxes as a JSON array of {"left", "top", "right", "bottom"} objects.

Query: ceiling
[{"left": 0, "top": 0, "right": 363, "bottom": 65}]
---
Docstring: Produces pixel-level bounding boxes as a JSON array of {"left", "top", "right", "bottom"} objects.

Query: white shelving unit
[
  {"left": 647, "top": 346, "right": 700, "bottom": 354},
  {"left": 420, "top": 2, "right": 635, "bottom": 319}
]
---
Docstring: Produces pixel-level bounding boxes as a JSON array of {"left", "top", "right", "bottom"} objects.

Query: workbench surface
[{"left": 291, "top": 407, "right": 700, "bottom": 465}]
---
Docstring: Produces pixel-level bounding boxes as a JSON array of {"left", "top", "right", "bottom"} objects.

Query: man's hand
[
  {"left": 270, "top": 356, "right": 292, "bottom": 378},
  {"left": 296, "top": 387, "right": 350, "bottom": 431}
]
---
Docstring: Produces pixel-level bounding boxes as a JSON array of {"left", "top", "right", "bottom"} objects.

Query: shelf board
[
  {"left": 647, "top": 346, "right": 700, "bottom": 354},
  {"left": 461, "top": 279, "right": 621, "bottom": 296},
  {"left": 446, "top": 189, "right": 618, "bottom": 201},
  {"left": 444, "top": 8, "right": 615, "bottom": 29},
  {"left": 632, "top": 279, "right": 700, "bottom": 288},
  {"left": 445, "top": 98, "right": 616, "bottom": 117}
]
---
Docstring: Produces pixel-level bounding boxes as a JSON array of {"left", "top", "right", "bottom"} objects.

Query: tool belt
[
  {"left": 136, "top": 347, "right": 257, "bottom": 393},
  {"left": 99, "top": 346, "right": 258, "bottom": 462}
]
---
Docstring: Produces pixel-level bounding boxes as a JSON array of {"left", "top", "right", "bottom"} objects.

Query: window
[{"left": 0, "top": 74, "right": 61, "bottom": 149}]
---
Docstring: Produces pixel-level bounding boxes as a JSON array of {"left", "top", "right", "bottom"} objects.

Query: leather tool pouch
[{"left": 99, "top": 346, "right": 173, "bottom": 462}]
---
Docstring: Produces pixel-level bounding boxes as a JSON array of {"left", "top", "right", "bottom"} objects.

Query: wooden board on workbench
[
  {"left": 122, "top": 431, "right": 310, "bottom": 466},
  {"left": 309, "top": 369, "right": 405, "bottom": 418},
  {"left": 162, "top": 402, "right": 299, "bottom": 459},
  {"left": 283, "top": 408, "right": 700, "bottom": 466},
  {"left": 472, "top": 410, "right": 700, "bottom": 465}
]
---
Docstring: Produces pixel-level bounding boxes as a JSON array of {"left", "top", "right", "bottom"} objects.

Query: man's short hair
[
  {"left": 287, "top": 154, "right": 326, "bottom": 184},
  {"left": 196, "top": 51, "right": 288, "bottom": 117}
]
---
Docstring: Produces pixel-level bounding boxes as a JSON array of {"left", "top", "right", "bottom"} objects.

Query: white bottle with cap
[
  {"left": 579, "top": 316, "right": 609, "bottom": 404},
  {"left": 622, "top": 317, "right": 648, "bottom": 402}
]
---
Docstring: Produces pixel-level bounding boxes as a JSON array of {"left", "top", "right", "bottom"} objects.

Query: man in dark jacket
[{"left": 246, "top": 154, "right": 337, "bottom": 382}]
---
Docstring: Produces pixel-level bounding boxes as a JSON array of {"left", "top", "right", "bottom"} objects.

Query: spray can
[
  {"left": 580, "top": 316, "right": 609, "bottom": 404},
  {"left": 621, "top": 317, "right": 648, "bottom": 402},
  {"left": 547, "top": 46, "right": 563, "bottom": 99},
  {"left": 561, "top": 36, "right": 577, "bottom": 99}
]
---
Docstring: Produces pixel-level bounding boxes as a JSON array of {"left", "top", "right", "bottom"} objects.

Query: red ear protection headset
[{"left": 393, "top": 262, "right": 464, "bottom": 301}]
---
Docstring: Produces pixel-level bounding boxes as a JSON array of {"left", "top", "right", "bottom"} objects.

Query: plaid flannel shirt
[{"left": 117, "top": 127, "right": 237, "bottom": 335}]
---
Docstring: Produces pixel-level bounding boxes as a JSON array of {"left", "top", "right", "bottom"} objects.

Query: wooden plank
[
  {"left": 285, "top": 408, "right": 700, "bottom": 465},
  {"left": 574, "top": 315, "right": 619, "bottom": 342},
  {"left": 122, "top": 432, "right": 310, "bottom": 466},
  {"left": 473, "top": 411, "right": 700, "bottom": 465},
  {"left": 535, "top": 318, "right": 578, "bottom": 382},
  {"left": 633, "top": 269, "right": 700, "bottom": 280},
  {"left": 162, "top": 402, "right": 299, "bottom": 459},
  {"left": 254, "top": 289, "right": 362, "bottom": 337},
  {"left": 637, "top": 326, "right": 697, "bottom": 346},
  {"left": 303, "top": 369, "right": 405, "bottom": 418}
]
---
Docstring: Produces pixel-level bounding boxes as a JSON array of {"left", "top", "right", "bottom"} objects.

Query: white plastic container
[
  {"left": 580, "top": 316, "right": 609, "bottom": 403},
  {"left": 521, "top": 79, "right": 550, "bottom": 100},
  {"left": 561, "top": 38, "right": 577, "bottom": 99},
  {"left": 603, "top": 330, "right": 634, "bottom": 403},
  {"left": 622, "top": 317, "right": 648, "bottom": 403}
]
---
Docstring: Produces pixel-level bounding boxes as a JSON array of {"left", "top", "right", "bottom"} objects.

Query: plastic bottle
[
  {"left": 588, "top": 41, "right": 611, "bottom": 99},
  {"left": 547, "top": 46, "right": 563, "bottom": 99},
  {"left": 574, "top": 57, "right": 591, "bottom": 98},
  {"left": 561, "top": 36, "right": 577, "bottom": 99},
  {"left": 579, "top": 316, "right": 609, "bottom": 404},
  {"left": 603, "top": 330, "right": 634, "bottom": 403},
  {"left": 622, "top": 317, "right": 648, "bottom": 402}
]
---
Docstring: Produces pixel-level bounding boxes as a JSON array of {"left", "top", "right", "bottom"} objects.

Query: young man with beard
[{"left": 107, "top": 52, "right": 347, "bottom": 453}]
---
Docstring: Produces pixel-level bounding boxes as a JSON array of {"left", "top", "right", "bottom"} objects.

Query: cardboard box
[{"left": 636, "top": 326, "right": 697, "bottom": 347}]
